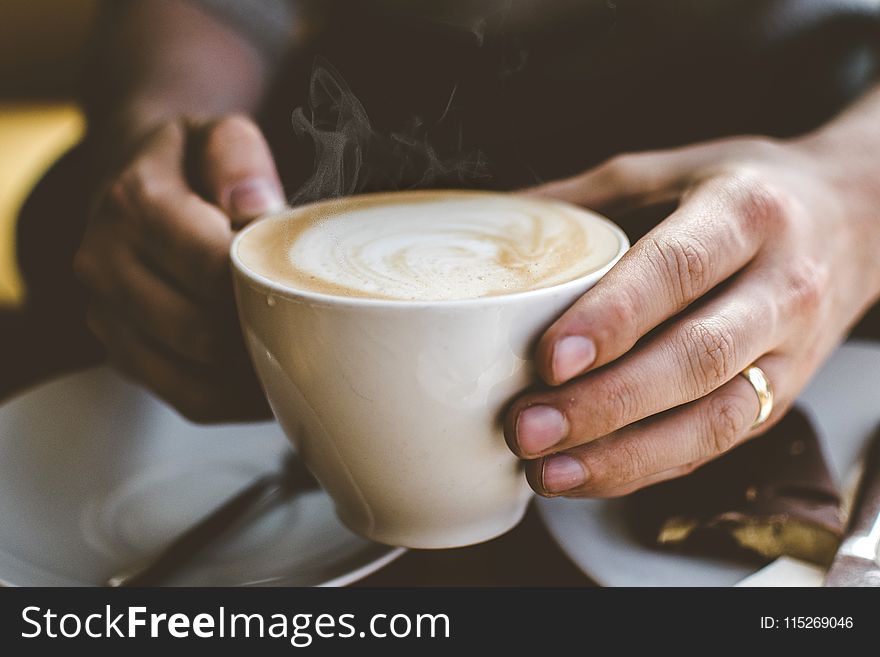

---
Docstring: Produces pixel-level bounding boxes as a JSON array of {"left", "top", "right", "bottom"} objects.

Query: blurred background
[{"left": 0, "top": 0, "right": 96, "bottom": 307}]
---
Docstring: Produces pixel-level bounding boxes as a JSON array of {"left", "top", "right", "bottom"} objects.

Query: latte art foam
[{"left": 236, "top": 191, "right": 623, "bottom": 301}]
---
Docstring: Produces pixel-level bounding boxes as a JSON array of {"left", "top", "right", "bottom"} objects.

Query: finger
[
  {"left": 534, "top": 174, "right": 781, "bottom": 385},
  {"left": 78, "top": 236, "right": 224, "bottom": 364},
  {"left": 526, "top": 147, "right": 702, "bottom": 214},
  {"left": 100, "top": 121, "right": 238, "bottom": 302},
  {"left": 530, "top": 460, "right": 702, "bottom": 500},
  {"left": 86, "top": 303, "right": 269, "bottom": 423},
  {"left": 526, "top": 353, "right": 789, "bottom": 497},
  {"left": 104, "top": 181, "right": 234, "bottom": 304},
  {"left": 507, "top": 268, "right": 785, "bottom": 457},
  {"left": 195, "top": 115, "right": 285, "bottom": 227},
  {"left": 526, "top": 139, "right": 778, "bottom": 213}
]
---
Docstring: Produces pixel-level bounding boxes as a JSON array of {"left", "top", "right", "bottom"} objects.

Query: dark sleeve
[{"left": 182, "top": 0, "right": 297, "bottom": 62}]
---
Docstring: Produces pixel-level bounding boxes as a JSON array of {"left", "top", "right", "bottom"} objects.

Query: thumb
[{"left": 197, "top": 115, "right": 285, "bottom": 227}]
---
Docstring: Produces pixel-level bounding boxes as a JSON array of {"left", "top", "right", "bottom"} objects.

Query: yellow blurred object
[{"left": 0, "top": 104, "right": 85, "bottom": 307}]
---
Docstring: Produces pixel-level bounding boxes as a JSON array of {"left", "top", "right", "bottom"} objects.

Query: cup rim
[{"left": 230, "top": 189, "right": 630, "bottom": 309}]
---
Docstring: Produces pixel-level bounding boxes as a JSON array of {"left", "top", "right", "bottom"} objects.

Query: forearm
[
  {"left": 795, "top": 83, "right": 880, "bottom": 303},
  {"left": 799, "top": 83, "right": 880, "bottom": 176},
  {"left": 83, "top": 0, "right": 290, "bottom": 159}
]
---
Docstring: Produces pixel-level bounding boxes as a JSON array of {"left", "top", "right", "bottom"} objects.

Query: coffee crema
[{"left": 235, "top": 191, "right": 622, "bottom": 301}]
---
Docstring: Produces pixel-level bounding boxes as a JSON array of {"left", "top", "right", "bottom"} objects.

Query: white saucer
[
  {"left": 0, "top": 367, "right": 404, "bottom": 586},
  {"left": 536, "top": 340, "right": 880, "bottom": 587}
]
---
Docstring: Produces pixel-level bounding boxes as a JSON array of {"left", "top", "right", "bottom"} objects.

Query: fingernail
[
  {"left": 552, "top": 335, "right": 596, "bottom": 383},
  {"left": 542, "top": 455, "right": 587, "bottom": 493},
  {"left": 517, "top": 405, "right": 567, "bottom": 455},
  {"left": 229, "top": 178, "right": 284, "bottom": 219}
]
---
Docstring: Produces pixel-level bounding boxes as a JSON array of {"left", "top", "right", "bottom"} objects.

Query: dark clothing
[{"left": 259, "top": 0, "right": 880, "bottom": 193}]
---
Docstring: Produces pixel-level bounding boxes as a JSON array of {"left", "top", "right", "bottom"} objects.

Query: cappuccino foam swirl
[{"left": 237, "top": 192, "right": 623, "bottom": 301}]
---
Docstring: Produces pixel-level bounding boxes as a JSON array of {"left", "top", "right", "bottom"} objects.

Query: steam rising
[{"left": 290, "top": 58, "right": 490, "bottom": 204}]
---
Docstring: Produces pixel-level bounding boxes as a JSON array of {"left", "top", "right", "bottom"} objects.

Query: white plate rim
[{"left": 0, "top": 366, "right": 407, "bottom": 587}]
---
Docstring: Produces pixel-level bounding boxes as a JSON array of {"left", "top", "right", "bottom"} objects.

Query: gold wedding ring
[{"left": 740, "top": 364, "right": 773, "bottom": 430}]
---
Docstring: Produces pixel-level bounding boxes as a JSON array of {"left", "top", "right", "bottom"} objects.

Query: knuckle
[
  {"left": 597, "top": 287, "right": 642, "bottom": 349},
  {"left": 103, "top": 123, "right": 184, "bottom": 213},
  {"left": 720, "top": 171, "right": 798, "bottom": 235},
  {"left": 118, "top": 165, "right": 172, "bottom": 209},
  {"left": 585, "top": 441, "right": 653, "bottom": 493},
  {"left": 614, "top": 440, "right": 652, "bottom": 483},
  {"left": 104, "top": 176, "right": 135, "bottom": 214},
  {"left": 683, "top": 319, "right": 737, "bottom": 391},
  {"left": 206, "top": 114, "right": 262, "bottom": 151},
  {"left": 783, "top": 259, "right": 828, "bottom": 317},
  {"left": 599, "top": 153, "right": 639, "bottom": 185},
  {"left": 642, "top": 234, "right": 713, "bottom": 303},
  {"left": 588, "top": 372, "right": 642, "bottom": 433},
  {"left": 704, "top": 393, "right": 750, "bottom": 455}
]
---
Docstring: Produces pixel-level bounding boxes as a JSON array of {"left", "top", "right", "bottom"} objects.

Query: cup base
[{"left": 335, "top": 498, "right": 531, "bottom": 549}]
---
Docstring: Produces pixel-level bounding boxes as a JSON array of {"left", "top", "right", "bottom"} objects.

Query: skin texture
[{"left": 504, "top": 87, "right": 880, "bottom": 497}]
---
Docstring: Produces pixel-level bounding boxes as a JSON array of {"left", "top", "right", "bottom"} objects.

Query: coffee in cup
[{"left": 236, "top": 190, "right": 622, "bottom": 301}]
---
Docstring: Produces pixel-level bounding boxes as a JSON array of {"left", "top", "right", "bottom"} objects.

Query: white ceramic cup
[{"left": 231, "top": 191, "right": 629, "bottom": 548}]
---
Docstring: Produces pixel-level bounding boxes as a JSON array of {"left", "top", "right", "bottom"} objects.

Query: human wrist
[{"left": 793, "top": 131, "right": 880, "bottom": 303}]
